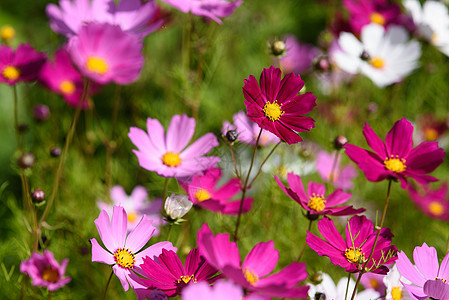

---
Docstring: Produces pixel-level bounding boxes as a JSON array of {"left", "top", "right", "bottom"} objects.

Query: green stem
[
  {"left": 39, "top": 80, "right": 90, "bottom": 224},
  {"left": 12, "top": 84, "right": 22, "bottom": 151},
  {"left": 247, "top": 141, "right": 281, "bottom": 189},
  {"left": 20, "top": 173, "right": 38, "bottom": 252},
  {"left": 297, "top": 219, "right": 313, "bottom": 262},
  {"left": 102, "top": 270, "right": 114, "bottom": 300},
  {"left": 162, "top": 177, "right": 170, "bottom": 202},
  {"left": 233, "top": 129, "right": 262, "bottom": 241},
  {"left": 166, "top": 225, "right": 173, "bottom": 241},
  {"left": 350, "top": 179, "right": 392, "bottom": 300},
  {"left": 229, "top": 143, "right": 240, "bottom": 180},
  {"left": 344, "top": 272, "right": 351, "bottom": 300}
]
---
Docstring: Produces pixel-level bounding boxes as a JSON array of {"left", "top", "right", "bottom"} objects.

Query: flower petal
[
  {"left": 166, "top": 114, "right": 195, "bottom": 153},
  {"left": 91, "top": 238, "right": 115, "bottom": 265},
  {"left": 125, "top": 215, "right": 155, "bottom": 253},
  {"left": 385, "top": 118, "right": 414, "bottom": 157},
  {"left": 242, "top": 241, "right": 279, "bottom": 277}
]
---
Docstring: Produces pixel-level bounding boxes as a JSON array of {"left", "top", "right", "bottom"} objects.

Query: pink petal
[
  {"left": 242, "top": 241, "right": 279, "bottom": 277},
  {"left": 94, "top": 209, "right": 118, "bottom": 252},
  {"left": 243, "top": 75, "right": 266, "bottom": 109},
  {"left": 396, "top": 250, "right": 426, "bottom": 287},
  {"left": 181, "top": 133, "right": 219, "bottom": 160},
  {"left": 125, "top": 215, "right": 155, "bottom": 253},
  {"left": 307, "top": 181, "right": 326, "bottom": 197},
  {"left": 91, "top": 238, "right": 115, "bottom": 265},
  {"left": 146, "top": 117, "right": 167, "bottom": 154},
  {"left": 406, "top": 142, "right": 445, "bottom": 173},
  {"left": 413, "top": 243, "right": 439, "bottom": 280},
  {"left": 317, "top": 217, "right": 346, "bottom": 250},
  {"left": 260, "top": 66, "right": 281, "bottom": 101},
  {"left": 134, "top": 241, "right": 177, "bottom": 267},
  {"left": 166, "top": 114, "right": 195, "bottom": 153},
  {"left": 276, "top": 72, "right": 304, "bottom": 104},
  {"left": 111, "top": 206, "right": 128, "bottom": 248},
  {"left": 112, "top": 264, "right": 130, "bottom": 291},
  {"left": 110, "top": 186, "right": 128, "bottom": 204},
  {"left": 385, "top": 118, "right": 414, "bottom": 157},
  {"left": 363, "top": 122, "right": 387, "bottom": 159}
]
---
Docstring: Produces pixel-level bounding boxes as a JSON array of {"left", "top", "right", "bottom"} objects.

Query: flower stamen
[
  {"left": 307, "top": 193, "right": 326, "bottom": 212},
  {"left": 243, "top": 268, "right": 259, "bottom": 285},
  {"left": 263, "top": 100, "right": 284, "bottom": 121},
  {"left": 86, "top": 56, "right": 108, "bottom": 75},
  {"left": 59, "top": 80, "right": 76, "bottom": 95},
  {"left": 177, "top": 274, "right": 197, "bottom": 284},
  {"left": 370, "top": 12, "right": 386, "bottom": 25},
  {"left": 369, "top": 57, "right": 385, "bottom": 69},
  {"left": 195, "top": 189, "right": 211, "bottom": 202},
  {"left": 345, "top": 247, "right": 366, "bottom": 264},
  {"left": 41, "top": 267, "right": 59, "bottom": 282},
  {"left": 384, "top": 155, "right": 406, "bottom": 173},
  {"left": 2, "top": 65, "right": 20, "bottom": 80},
  {"left": 114, "top": 248, "right": 135, "bottom": 269},
  {"left": 162, "top": 152, "right": 182, "bottom": 167}
]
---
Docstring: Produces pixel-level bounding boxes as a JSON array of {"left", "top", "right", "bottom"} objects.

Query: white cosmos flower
[
  {"left": 334, "top": 24, "right": 421, "bottom": 87},
  {"left": 383, "top": 264, "right": 413, "bottom": 300},
  {"left": 404, "top": 0, "right": 449, "bottom": 57}
]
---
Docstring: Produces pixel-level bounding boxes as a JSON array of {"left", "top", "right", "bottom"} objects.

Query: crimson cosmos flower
[
  {"left": 344, "top": 118, "right": 445, "bottom": 189},
  {"left": 243, "top": 66, "right": 317, "bottom": 145}
]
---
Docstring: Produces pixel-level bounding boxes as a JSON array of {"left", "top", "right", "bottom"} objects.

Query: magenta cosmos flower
[
  {"left": 0, "top": 44, "right": 46, "bottom": 85},
  {"left": 344, "top": 118, "right": 445, "bottom": 189},
  {"left": 129, "top": 114, "right": 220, "bottom": 180},
  {"left": 222, "top": 111, "right": 280, "bottom": 146},
  {"left": 67, "top": 23, "right": 144, "bottom": 85},
  {"left": 243, "top": 66, "right": 317, "bottom": 145},
  {"left": 46, "top": 0, "right": 162, "bottom": 38},
  {"left": 306, "top": 215, "right": 397, "bottom": 274},
  {"left": 316, "top": 150, "right": 357, "bottom": 191},
  {"left": 160, "top": 0, "right": 242, "bottom": 24},
  {"left": 408, "top": 183, "right": 449, "bottom": 221},
  {"left": 180, "top": 167, "right": 253, "bottom": 215},
  {"left": 182, "top": 280, "right": 243, "bottom": 300},
  {"left": 138, "top": 248, "right": 220, "bottom": 297},
  {"left": 397, "top": 243, "right": 449, "bottom": 300},
  {"left": 90, "top": 205, "right": 175, "bottom": 291},
  {"left": 275, "top": 173, "right": 364, "bottom": 216},
  {"left": 97, "top": 185, "right": 164, "bottom": 233},
  {"left": 197, "top": 223, "right": 309, "bottom": 298},
  {"left": 20, "top": 250, "right": 71, "bottom": 291},
  {"left": 280, "top": 35, "right": 321, "bottom": 75},
  {"left": 39, "top": 48, "right": 94, "bottom": 109}
]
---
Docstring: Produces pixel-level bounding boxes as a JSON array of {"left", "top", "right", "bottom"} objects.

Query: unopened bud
[
  {"left": 315, "top": 57, "right": 330, "bottom": 71},
  {"left": 50, "top": 147, "right": 61, "bottom": 157},
  {"left": 315, "top": 292, "right": 326, "bottom": 300},
  {"left": 310, "top": 272, "right": 323, "bottom": 284},
  {"left": 226, "top": 130, "right": 238, "bottom": 142},
  {"left": 32, "top": 189, "right": 45, "bottom": 203},
  {"left": 0, "top": 25, "right": 15, "bottom": 43},
  {"left": 270, "top": 40, "right": 286, "bottom": 56},
  {"left": 33, "top": 104, "right": 50, "bottom": 122},
  {"left": 360, "top": 50, "right": 370, "bottom": 61},
  {"left": 164, "top": 193, "right": 192, "bottom": 220},
  {"left": 18, "top": 152, "right": 35, "bottom": 169},
  {"left": 334, "top": 136, "right": 348, "bottom": 150}
]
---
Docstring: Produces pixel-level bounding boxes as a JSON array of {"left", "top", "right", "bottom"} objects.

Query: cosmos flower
[
  {"left": 197, "top": 223, "right": 309, "bottom": 298},
  {"left": 159, "top": 0, "right": 242, "bottom": 24},
  {"left": 20, "top": 250, "right": 71, "bottom": 291},
  {"left": 0, "top": 44, "right": 46, "bottom": 85},
  {"left": 129, "top": 114, "right": 220, "bottom": 180},
  {"left": 67, "top": 23, "right": 144, "bottom": 85},
  {"left": 90, "top": 205, "right": 175, "bottom": 291},
  {"left": 182, "top": 280, "right": 244, "bottom": 300},
  {"left": 138, "top": 248, "right": 220, "bottom": 297},
  {"left": 334, "top": 24, "right": 421, "bottom": 87},
  {"left": 46, "top": 0, "right": 163, "bottom": 38},
  {"left": 243, "top": 66, "right": 317, "bottom": 144},
  {"left": 360, "top": 272, "right": 386, "bottom": 296},
  {"left": 396, "top": 243, "right": 449, "bottom": 300},
  {"left": 222, "top": 111, "right": 280, "bottom": 147},
  {"left": 344, "top": 118, "right": 445, "bottom": 189},
  {"left": 383, "top": 264, "right": 413, "bottom": 300},
  {"left": 181, "top": 167, "right": 253, "bottom": 215},
  {"left": 39, "top": 48, "right": 93, "bottom": 109},
  {"left": 306, "top": 215, "right": 397, "bottom": 274},
  {"left": 316, "top": 150, "right": 357, "bottom": 190},
  {"left": 404, "top": 0, "right": 449, "bottom": 57},
  {"left": 275, "top": 173, "right": 364, "bottom": 216},
  {"left": 308, "top": 272, "right": 380, "bottom": 300},
  {"left": 97, "top": 185, "right": 164, "bottom": 233},
  {"left": 280, "top": 35, "right": 321, "bottom": 75},
  {"left": 408, "top": 183, "right": 449, "bottom": 221}
]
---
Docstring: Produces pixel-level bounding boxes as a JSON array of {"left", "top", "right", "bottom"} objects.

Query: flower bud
[
  {"left": 33, "top": 104, "right": 50, "bottom": 122},
  {"left": 226, "top": 130, "right": 238, "bottom": 142},
  {"left": 18, "top": 152, "right": 35, "bottom": 169},
  {"left": 0, "top": 25, "right": 15, "bottom": 43},
  {"left": 314, "top": 292, "right": 326, "bottom": 300},
  {"left": 360, "top": 50, "right": 370, "bottom": 61},
  {"left": 315, "top": 57, "right": 330, "bottom": 72},
  {"left": 310, "top": 272, "right": 323, "bottom": 284},
  {"left": 334, "top": 135, "right": 348, "bottom": 150},
  {"left": 164, "top": 193, "right": 192, "bottom": 220},
  {"left": 50, "top": 147, "right": 61, "bottom": 157},
  {"left": 270, "top": 40, "right": 286, "bottom": 56},
  {"left": 31, "top": 189, "right": 45, "bottom": 203}
]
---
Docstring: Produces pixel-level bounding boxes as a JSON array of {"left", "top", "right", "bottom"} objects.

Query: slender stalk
[
  {"left": 344, "top": 272, "right": 351, "bottom": 300},
  {"left": 229, "top": 143, "right": 240, "bottom": 180},
  {"left": 350, "top": 179, "right": 392, "bottom": 300},
  {"left": 166, "top": 225, "right": 173, "bottom": 241},
  {"left": 102, "top": 270, "right": 114, "bottom": 300},
  {"left": 162, "top": 177, "right": 170, "bottom": 202},
  {"left": 297, "top": 219, "right": 313, "bottom": 262},
  {"left": 247, "top": 141, "right": 281, "bottom": 188},
  {"left": 446, "top": 233, "right": 449, "bottom": 253},
  {"left": 40, "top": 80, "right": 90, "bottom": 224},
  {"left": 12, "top": 84, "right": 22, "bottom": 151},
  {"left": 233, "top": 129, "right": 262, "bottom": 241},
  {"left": 20, "top": 173, "right": 38, "bottom": 252},
  {"left": 329, "top": 150, "right": 341, "bottom": 185},
  {"left": 277, "top": 57, "right": 283, "bottom": 76}
]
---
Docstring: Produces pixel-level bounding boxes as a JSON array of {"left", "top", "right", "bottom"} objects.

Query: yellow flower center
[
  {"left": 177, "top": 274, "right": 197, "bottom": 284},
  {"left": 41, "top": 267, "right": 59, "bottom": 283},
  {"left": 2, "top": 65, "right": 20, "bottom": 80},
  {"left": 429, "top": 201, "right": 444, "bottom": 216},
  {"left": 391, "top": 286, "right": 403, "bottom": 300},
  {"left": 432, "top": 32, "right": 438, "bottom": 45},
  {"left": 263, "top": 100, "right": 284, "bottom": 121},
  {"left": 162, "top": 152, "right": 182, "bottom": 167},
  {"left": 370, "top": 278, "right": 379, "bottom": 289},
  {"left": 195, "top": 189, "right": 211, "bottom": 202},
  {"left": 114, "top": 248, "right": 135, "bottom": 269},
  {"left": 86, "top": 56, "right": 108, "bottom": 75},
  {"left": 369, "top": 57, "right": 385, "bottom": 69},
  {"left": 59, "top": 80, "right": 76, "bottom": 95},
  {"left": 0, "top": 25, "right": 15, "bottom": 41},
  {"left": 243, "top": 268, "right": 259, "bottom": 285},
  {"left": 384, "top": 156, "right": 406, "bottom": 173},
  {"left": 307, "top": 193, "right": 326, "bottom": 212},
  {"left": 345, "top": 247, "right": 365, "bottom": 264},
  {"left": 370, "top": 12, "right": 386, "bottom": 25},
  {"left": 127, "top": 212, "right": 138, "bottom": 222},
  {"left": 424, "top": 128, "right": 438, "bottom": 141}
]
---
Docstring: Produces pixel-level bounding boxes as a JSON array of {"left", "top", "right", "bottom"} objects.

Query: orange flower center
[
  {"left": 243, "top": 268, "right": 259, "bottom": 285},
  {"left": 429, "top": 201, "right": 444, "bottom": 216},
  {"left": 2, "top": 65, "right": 20, "bottom": 80},
  {"left": 195, "top": 189, "right": 211, "bottom": 202},
  {"left": 59, "top": 80, "right": 76, "bottom": 95},
  {"left": 0, "top": 25, "right": 15, "bottom": 42},
  {"left": 370, "top": 12, "right": 386, "bottom": 25},
  {"left": 41, "top": 267, "right": 59, "bottom": 283},
  {"left": 127, "top": 212, "right": 138, "bottom": 222},
  {"left": 162, "top": 152, "right": 181, "bottom": 167},
  {"left": 263, "top": 100, "right": 284, "bottom": 121},
  {"left": 369, "top": 57, "right": 385, "bottom": 69}
]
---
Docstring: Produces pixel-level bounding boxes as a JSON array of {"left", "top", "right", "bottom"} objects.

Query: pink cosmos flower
[
  {"left": 243, "top": 66, "right": 317, "bottom": 145},
  {"left": 20, "top": 250, "right": 71, "bottom": 291},
  {"left": 343, "top": 0, "right": 402, "bottom": 34},
  {"left": 408, "top": 183, "right": 449, "bottom": 221},
  {"left": 197, "top": 223, "right": 309, "bottom": 298},
  {"left": 344, "top": 118, "right": 445, "bottom": 189},
  {"left": 306, "top": 215, "right": 397, "bottom": 274},
  {"left": 159, "top": 0, "right": 242, "bottom": 24},
  {"left": 128, "top": 114, "right": 220, "bottom": 180},
  {"left": 38, "top": 48, "right": 93, "bottom": 109},
  {"left": 180, "top": 167, "right": 253, "bottom": 215},
  {"left": 360, "top": 272, "right": 386, "bottom": 296},
  {"left": 275, "top": 173, "right": 364, "bottom": 217},
  {"left": 280, "top": 35, "right": 321, "bottom": 75},
  {"left": 90, "top": 205, "right": 176, "bottom": 291},
  {"left": 67, "top": 23, "right": 144, "bottom": 85},
  {"left": 316, "top": 150, "right": 357, "bottom": 190},
  {"left": 182, "top": 280, "right": 243, "bottom": 300},
  {"left": 222, "top": 111, "right": 280, "bottom": 146},
  {"left": 97, "top": 185, "right": 164, "bottom": 233},
  {"left": 0, "top": 44, "right": 46, "bottom": 85},
  {"left": 396, "top": 243, "right": 449, "bottom": 300},
  {"left": 46, "top": 0, "right": 163, "bottom": 38},
  {"left": 138, "top": 248, "right": 220, "bottom": 297}
]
